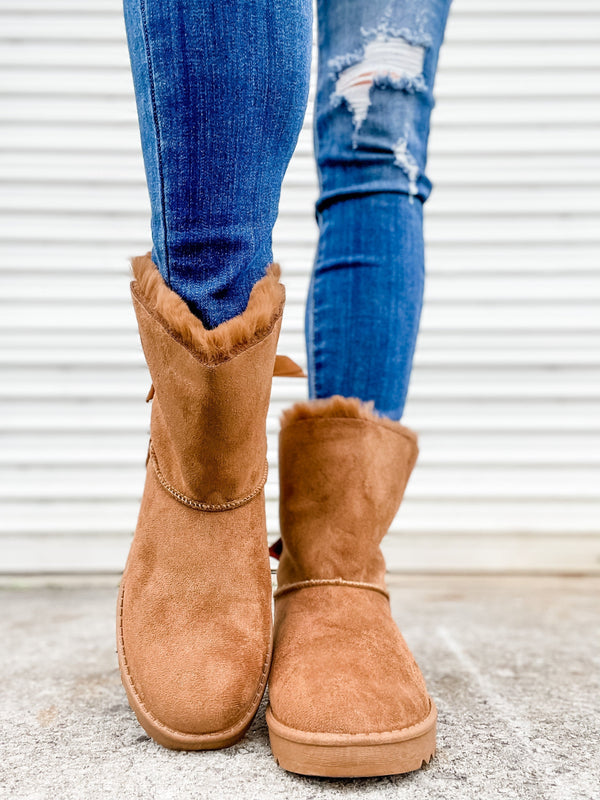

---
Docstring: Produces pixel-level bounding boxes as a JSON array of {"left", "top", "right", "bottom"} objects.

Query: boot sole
[
  {"left": 266, "top": 698, "right": 436, "bottom": 777},
  {"left": 117, "top": 579, "right": 272, "bottom": 750}
]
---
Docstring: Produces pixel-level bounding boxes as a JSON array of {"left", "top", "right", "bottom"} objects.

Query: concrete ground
[{"left": 1, "top": 576, "right": 598, "bottom": 800}]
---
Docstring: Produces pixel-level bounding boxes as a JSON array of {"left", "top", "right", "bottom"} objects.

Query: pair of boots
[{"left": 117, "top": 254, "right": 436, "bottom": 777}]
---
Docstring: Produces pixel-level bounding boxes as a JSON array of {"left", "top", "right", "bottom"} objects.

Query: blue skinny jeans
[{"left": 123, "top": 0, "right": 452, "bottom": 420}]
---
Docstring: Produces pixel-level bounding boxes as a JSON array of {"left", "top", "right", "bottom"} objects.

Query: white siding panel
[{"left": 1, "top": 0, "right": 599, "bottom": 573}]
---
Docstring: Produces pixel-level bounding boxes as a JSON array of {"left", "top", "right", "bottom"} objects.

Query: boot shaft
[
  {"left": 131, "top": 253, "right": 285, "bottom": 507},
  {"left": 277, "top": 397, "right": 419, "bottom": 588}
]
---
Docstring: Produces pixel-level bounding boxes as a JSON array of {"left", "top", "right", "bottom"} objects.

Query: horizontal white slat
[
  {"left": 3, "top": 65, "right": 600, "bottom": 101},
  {"left": 4, "top": 97, "right": 600, "bottom": 131},
  {"left": 425, "top": 275, "right": 600, "bottom": 301},
  {"left": 1, "top": 499, "right": 600, "bottom": 536},
  {"left": 3, "top": 431, "right": 600, "bottom": 468},
  {"left": 2, "top": 366, "right": 600, "bottom": 401},
  {"left": 427, "top": 128, "right": 600, "bottom": 155},
  {"left": 3, "top": 122, "right": 600, "bottom": 157},
  {"left": 4, "top": 272, "right": 600, "bottom": 302},
  {"left": 1, "top": 463, "right": 598, "bottom": 500},
  {"left": 2, "top": 335, "right": 599, "bottom": 370},
  {"left": 0, "top": 41, "right": 130, "bottom": 68},
  {"left": 1, "top": 212, "right": 598, "bottom": 247},
  {"left": 0, "top": 15, "right": 126, "bottom": 40},
  {"left": 0, "top": 240, "right": 599, "bottom": 277},
  {"left": 0, "top": 1, "right": 125, "bottom": 11},
  {"left": 435, "top": 70, "right": 600, "bottom": 97},
  {"left": 1, "top": 0, "right": 598, "bottom": 13},
  {"left": 3, "top": 399, "right": 600, "bottom": 434},
  {"left": 3, "top": 328, "right": 598, "bottom": 350},
  {"left": 6, "top": 185, "right": 600, "bottom": 217},
  {"left": 439, "top": 43, "right": 600, "bottom": 69},
  {"left": 432, "top": 100, "right": 600, "bottom": 126},
  {"left": 2, "top": 347, "right": 597, "bottom": 369},
  {"left": 453, "top": 0, "right": 600, "bottom": 12},
  {"left": 3, "top": 40, "right": 600, "bottom": 72},
  {"left": 2, "top": 11, "right": 600, "bottom": 42},
  {"left": 443, "top": 16, "right": 600, "bottom": 42},
  {"left": 2, "top": 298, "right": 598, "bottom": 332},
  {"left": 1, "top": 532, "right": 598, "bottom": 574},
  {"left": 4, "top": 151, "right": 600, "bottom": 190}
]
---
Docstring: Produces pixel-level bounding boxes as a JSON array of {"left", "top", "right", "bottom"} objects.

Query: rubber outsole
[
  {"left": 266, "top": 699, "right": 437, "bottom": 777},
  {"left": 116, "top": 579, "right": 272, "bottom": 750}
]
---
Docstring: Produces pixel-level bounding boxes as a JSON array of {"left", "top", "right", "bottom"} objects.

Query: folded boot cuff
[
  {"left": 280, "top": 395, "right": 418, "bottom": 446},
  {"left": 130, "top": 251, "right": 285, "bottom": 364}
]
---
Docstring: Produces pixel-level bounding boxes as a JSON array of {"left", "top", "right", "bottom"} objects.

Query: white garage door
[{"left": 1, "top": 0, "right": 599, "bottom": 573}]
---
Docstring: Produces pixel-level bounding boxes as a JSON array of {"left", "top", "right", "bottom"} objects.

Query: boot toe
[
  {"left": 118, "top": 570, "right": 272, "bottom": 745},
  {"left": 122, "top": 633, "right": 269, "bottom": 736},
  {"left": 269, "top": 586, "right": 431, "bottom": 736}
]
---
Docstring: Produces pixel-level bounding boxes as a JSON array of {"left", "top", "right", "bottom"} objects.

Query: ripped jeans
[{"left": 123, "top": 0, "right": 452, "bottom": 419}]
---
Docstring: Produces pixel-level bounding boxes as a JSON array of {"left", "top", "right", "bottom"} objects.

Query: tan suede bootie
[
  {"left": 117, "top": 252, "right": 285, "bottom": 749},
  {"left": 266, "top": 396, "right": 436, "bottom": 777}
]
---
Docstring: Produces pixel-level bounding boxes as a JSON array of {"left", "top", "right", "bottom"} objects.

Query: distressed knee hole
[
  {"left": 331, "top": 34, "right": 425, "bottom": 202},
  {"left": 332, "top": 35, "right": 426, "bottom": 131}
]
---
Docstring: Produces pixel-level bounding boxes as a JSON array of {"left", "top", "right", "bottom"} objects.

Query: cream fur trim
[
  {"left": 280, "top": 395, "right": 418, "bottom": 442},
  {"left": 130, "top": 251, "right": 285, "bottom": 363}
]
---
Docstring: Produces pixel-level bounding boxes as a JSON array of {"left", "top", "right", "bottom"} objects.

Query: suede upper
[
  {"left": 277, "top": 400, "right": 418, "bottom": 589},
  {"left": 132, "top": 284, "right": 283, "bottom": 506}
]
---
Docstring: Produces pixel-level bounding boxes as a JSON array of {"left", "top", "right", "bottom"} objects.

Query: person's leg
[
  {"left": 307, "top": 0, "right": 452, "bottom": 419},
  {"left": 123, "top": 0, "right": 312, "bottom": 328}
]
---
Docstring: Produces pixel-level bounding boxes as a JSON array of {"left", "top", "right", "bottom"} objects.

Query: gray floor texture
[{"left": 1, "top": 576, "right": 598, "bottom": 800}]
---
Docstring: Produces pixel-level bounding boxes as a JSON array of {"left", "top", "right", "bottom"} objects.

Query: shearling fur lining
[
  {"left": 280, "top": 395, "right": 418, "bottom": 443},
  {"left": 130, "top": 251, "right": 285, "bottom": 364}
]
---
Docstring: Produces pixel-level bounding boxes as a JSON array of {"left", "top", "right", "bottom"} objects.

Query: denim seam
[
  {"left": 309, "top": 270, "right": 326, "bottom": 399},
  {"left": 306, "top": 267, "right": 317, "bottom": 397},
  {"left": 139, "top": 0, "right": 170, "bottom": 284}
]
